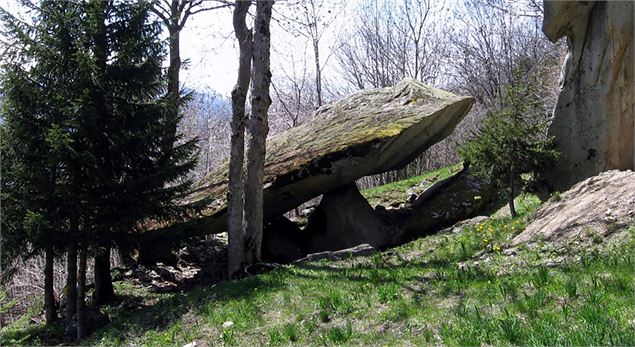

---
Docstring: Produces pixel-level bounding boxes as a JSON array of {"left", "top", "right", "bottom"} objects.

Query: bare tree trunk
[
  {"left": 244, "top": 0, "right": 273, "bottom": 265},
  {"left": 76, "top": 244, "right": 87, "bottom": 340},
  {"left": 94, "top": 243, "right": 114, "bottom": 305},
  {"left": 65, "top": 240, "right": 77, "bottom": 336},
  {"left": 44, "top": 246, "right": 56, "bottom": 324},
  {"left": 167, "top": 27, "right": 180, "bottom": 101},
  {"left": 228, "top": 0, "right": 253, "bottom": 277},
  {"left": 313, "top": 37, "right": 322, "bottom": 106},
  {"left": 509, "top": 166, "right": 517, "bottom": 218},
  {"left": 165, "top": 1, "right": 182, "bottom": 144}
]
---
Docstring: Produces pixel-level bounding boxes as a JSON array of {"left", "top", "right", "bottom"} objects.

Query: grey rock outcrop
[
  {"left": 543, "top": 1, "right": 634, "bottom": 190},
  {"left": 512, "top": 170, "right": 635, "bottom": 247},
  {"left": 294, "top": 244, "right": 376, "bottom": 263}
]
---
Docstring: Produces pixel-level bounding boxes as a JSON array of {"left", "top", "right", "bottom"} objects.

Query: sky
[
  {"left": 177, "top": 6, "right": 237, "bottom": 96},
  {"left": 0, "top": 0, "right": 355, "bottom": 97},
  {"left": 169, "top": 1, "right": 356, "bottom": 97}
]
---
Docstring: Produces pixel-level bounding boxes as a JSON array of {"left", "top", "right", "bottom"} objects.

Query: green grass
[
  {"left": 361, "top": 162, "right": 463, "bottom": 207},
  {"left": 2, "top": 191, "right": 633, "bottom": 346}
]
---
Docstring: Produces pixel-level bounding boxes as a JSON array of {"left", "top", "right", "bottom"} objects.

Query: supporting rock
[
  {"left": 304, "top": 184, "right": 402, "bottom": 253},
  {"left": 262, "top": 215, "right": 307, "bottom": 263},
  {"left": 258, "top": 168, "right": 500, "bottom": 264}
]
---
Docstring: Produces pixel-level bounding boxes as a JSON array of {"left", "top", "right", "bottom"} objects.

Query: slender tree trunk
[
  {"left": 244, "top": 0, "right": 273, "bottom": 265},
  {"left": 44, "top": 246, "right": 56, "bottom": 324},
  {"left": 76, "top": 244, "right": 87, "bottom": 340},
  {"left": 228, "top": 0, "right": 253, "bottom": 277},
  {"left": 65, "top": 240, "right": 77, "bottom": 335},
  {"left": 509, "top": 167, "right": 517, "bottom": 218},
  {"left": 166, "top": 24, "right": 181, "bottom": 142},
  {"left": 94, "top": 243, "right": 114, "bottom": 305},
  {"left": 313, "top": 38, "right": 322, "bottom": 107},
  {"left": 167, "top": 27, "right": 181, "bottom": 102}
]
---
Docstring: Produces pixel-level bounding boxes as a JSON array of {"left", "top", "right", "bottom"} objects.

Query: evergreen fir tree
[
  {"left": 1, "top": 0, "right": 199, "bottom": 336},
  {"left": 74, "top": 0, "right": 199, "bottom": 307},
  {"left": 1, "top": 0, "right": 85, "bottom": 324},
  {"left": 459, "top": 78, "right": 559, "bottom": 217}
]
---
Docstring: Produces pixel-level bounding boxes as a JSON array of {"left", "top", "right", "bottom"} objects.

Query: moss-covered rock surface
[{"left": 148, "top": 79, "right": 474, "bottom": 239}]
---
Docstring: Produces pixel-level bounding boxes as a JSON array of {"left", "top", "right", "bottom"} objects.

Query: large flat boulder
[
  {"left": 543, "top": 1, "right": 634, "bottom": 190},
  {"left": 142, "top": 79, "right": 474, "bottom": 241}
]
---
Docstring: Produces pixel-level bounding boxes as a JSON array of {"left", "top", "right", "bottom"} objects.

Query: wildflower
[
  {"left": 493, "top": 244, "right": 501, "bottom": 252},
  {"left": 474, "top": 195, "right": 482, "bottom": 200}
]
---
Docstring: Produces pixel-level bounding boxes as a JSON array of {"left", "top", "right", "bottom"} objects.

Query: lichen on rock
[{"left": 146, "top": 78, "right": 474, "bottom": 240}]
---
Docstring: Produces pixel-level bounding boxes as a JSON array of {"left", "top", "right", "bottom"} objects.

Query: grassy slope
[
  {"left": 361, "top": 163, "right": 462, "bottom": 207},
  {"left": 2, "top": 173, "right": 634, "bottom": 346}
]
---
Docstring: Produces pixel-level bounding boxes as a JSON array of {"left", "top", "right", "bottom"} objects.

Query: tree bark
[
  {"left": 313, "top": 37, "right": 322, "bottom": 107},
  {"left": 44, "top": 246, "right": 57, "bottom": 324},
  {"left": 509, "top": 167, "right": 517, "bottom": 218},
  {"left": 167, "top": 26, "right": 180, "bottom": 101},
  {"left": 65, "top": 240, "right": 77, "bottom": 335},
  {"left": 228, "top": 0, "right": 253, "bottom": 277},
  {"left": 94, "top": 243, "right": 115, "bottom": 305},
  {"left": 76, "top": 244, "right": 87, "bottom": 340},
  {"left": 244, "top": 0, "right": 273, "bottom": 265}
]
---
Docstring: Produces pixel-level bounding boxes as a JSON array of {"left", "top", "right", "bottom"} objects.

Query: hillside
[{"left": 2, "top": 168, "right": 633, "bottom": 346}]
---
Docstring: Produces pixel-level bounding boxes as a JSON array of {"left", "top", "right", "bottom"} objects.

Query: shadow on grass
[{"left": 1, "top": 273, "right": 288, "bottom": 346}]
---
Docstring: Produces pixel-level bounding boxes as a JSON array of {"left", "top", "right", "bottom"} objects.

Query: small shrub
[
  {"left": 532, "top": 266, "right": 550, "bottom": 287},
  {"left": 268, "top": 329, "right": 284, "bottom": 345},
  {"left": 318, "top": 310, "right": 330, "bottom": 323},
  {"left": 323, "top": 323, "right": 353, "bottom": 344},
  {"left": 220, "top": 329, "right": 236, "bottom": 346},
  {"left": 564, "top": 276, "right": 578, "bottom": 298},
  {"left": 282, "top": 323, "right": 299, "bottom": 342},
  {"left": 376, "top": 283, "right": 401, "bottom": 304}
]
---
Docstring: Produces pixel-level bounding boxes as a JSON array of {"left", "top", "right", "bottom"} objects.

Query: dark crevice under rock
[{"left": 261, "top": 165, "right": 503, "bottom": 263}]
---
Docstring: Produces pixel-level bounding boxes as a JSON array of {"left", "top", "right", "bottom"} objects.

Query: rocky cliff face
[{"left": 543, "top": 1, "right": 634, "bottom": 190}]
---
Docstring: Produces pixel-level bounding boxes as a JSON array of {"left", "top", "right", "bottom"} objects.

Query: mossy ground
[{"left": 1, "top": 177, "right": 634, "bottom": 346}]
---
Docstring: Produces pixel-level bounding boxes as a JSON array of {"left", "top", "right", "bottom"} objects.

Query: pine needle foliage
[
  {"left": 0, "top": 0, "right": 199, "bottom": 283},
  {"left": 459, "top": 77, "right": 559, "bottom": 217}
]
